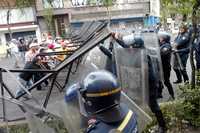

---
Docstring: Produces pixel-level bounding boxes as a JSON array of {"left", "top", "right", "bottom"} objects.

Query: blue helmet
[
  {"left": 79, "top": 70, "right": 127, "bottom": 123},
  {"left": 64, "top": 83, "right": 79, "bottom": 102},
  {"left": 158, "top": 31, "right": 171, "bottom": 43}
]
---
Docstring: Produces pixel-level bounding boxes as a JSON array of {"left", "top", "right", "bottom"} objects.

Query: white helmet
[{"left": 29, "top": 43, "right": 39, "bottom": 48}]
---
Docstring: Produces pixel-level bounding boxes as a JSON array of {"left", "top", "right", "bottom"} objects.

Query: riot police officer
[
  {"left": 65, "top": 70, "right": 138, "bottom": 133},
  {"left": 158, "top": 32, "right": 175, "bottom": 100},
  {"left": 195, "top": 27, "right": 200, "bottom": 70},
  {"left": 112, "top": 33, "right": 167, "bottom": 133},
  {"left": 173, "top": 24, "right": 190, "bottom": 84}
]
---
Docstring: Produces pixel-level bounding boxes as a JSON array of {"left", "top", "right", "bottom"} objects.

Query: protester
[
  {"left": 10, "top": 39, "right": 20, "bottom": 68},
  {"left": 18, "top": 37, "right": 27, "bottom": 62},
  {"left": 25, "top": 43, "right": 39, "bottom": 63},
  {"left": 15, "top": 57, "right": 44, "bottom": 98},
  {"left": 54, "top": 37, "right": 62, "bottom": 49},
  {"left": 6, "top": 42, "right": 12, "bottom": 58}
]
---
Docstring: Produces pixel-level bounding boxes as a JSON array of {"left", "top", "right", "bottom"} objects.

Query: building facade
[
  {"left": 0, "top": 0, "right": 40, "bottom": 45},
  {"left": 0, "top": 0, "right": 160, "bottom": 44},
  {"left": 35, "top": 0, "right": 70, "bottom": 38},
  {"left": 35, "top": 0, "right": 160, "bottom": 38},
  {"left": 68, "top": 0, "right": 160, "bottom": 29}
]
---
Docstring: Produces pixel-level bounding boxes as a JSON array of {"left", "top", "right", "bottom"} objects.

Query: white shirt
[
  {"left": 25, "top": 50, "right": 38, "bottom": 62},
  {"left": 10, "top": 42, "right": 19, "bottom": 53}
]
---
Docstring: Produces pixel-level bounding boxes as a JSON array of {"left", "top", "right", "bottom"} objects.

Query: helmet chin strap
[{"left": 89, "top": 103, "right": 119, "bottom": 115}]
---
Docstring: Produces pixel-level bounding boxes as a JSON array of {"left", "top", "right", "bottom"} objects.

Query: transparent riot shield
[
  {"left": 0, "top": 96, "right": 67, "bottom": 133},
  {"left": 114, "top": 46, "right": 152, "bottom": 132},
  {"left": 25, "top": 112, "right": 55, "bottom": 133},
  {"left": 142, "top": 32, "right": 164, "bottom": 82},
  {"left": 57, "top": 45, "right": 109, "bottom": 133},
  {"left": 59, "top": 99, "right": 84, "bottom": 133},
  {"left": 115, "top": 47, "right": 149, "bottom": 108},
  {"left": 60, "top": 42, "right": 152, "bottom": 132},
  {"left": 75, "top": 46, "right": 108, "bottom": 81}
]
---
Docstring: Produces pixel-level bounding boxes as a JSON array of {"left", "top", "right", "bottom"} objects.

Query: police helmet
[
  {"left": 158, "top": 32, "right": 171, "bottom": 43},
  {"left": 122, "top": 34, "right": 144, "bottom": 48},
  {"left": 79, "top": 70, "right": 127, "bottom": 123},
  {"left": 132, "top": 35, "right": 144, "bottom": 48},
  {"left": 18, "top": 37, "right": 24, "bottom": 41},
  {"left": 64, "top": 83, "right": 79, "bottom": 102}
]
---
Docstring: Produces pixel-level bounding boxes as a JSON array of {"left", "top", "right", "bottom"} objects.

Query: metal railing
[{"left": 0, "top": 22, "right": 111, "bottom": 123}]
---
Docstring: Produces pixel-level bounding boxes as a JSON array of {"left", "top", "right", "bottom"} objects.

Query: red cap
[{"left": 48, "top": 43, "right": 55, "bottom": 49}]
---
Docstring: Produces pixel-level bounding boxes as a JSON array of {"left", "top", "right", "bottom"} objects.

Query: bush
[
  {"left": 143, "top": 84, "right": 200, "bottom": 133},
  {"left": 179, "top": 84, "right": 200, "bottom": 127},
  {"left": 0, "top": 117, "right": 68, "bottom": 133}
]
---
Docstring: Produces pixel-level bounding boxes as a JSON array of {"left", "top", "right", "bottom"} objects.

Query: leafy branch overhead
[
  {"left": 161, "top": 0, "right": 200, "bottom": 21},
  {"left": 1, "top": 0, "right": 57, "bottom": 8},
  {"left": 15, "top": 0, "right": 35, "bottom": 8}
]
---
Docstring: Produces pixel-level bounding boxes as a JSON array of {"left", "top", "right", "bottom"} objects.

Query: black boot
[
  {"left": 157, "top": 81, "right": 164, "bottom": 99},
  {"left": 173, "top": 80, "right": 182, "bottom": 84},
  {"left": 158, "top": 126, "right": 167, "bottom": 133},
  {"left": 155, "top": 111, "right": 167, "bottom": 133},
  {"left": 181, "top": 69, "right": 189, "bottom": 83},
  {"left": 164, "top": 80, "right": 175, "bottom": 99},
  {"left": 173, "top": 69, "right": 182, "bottom": 84}
]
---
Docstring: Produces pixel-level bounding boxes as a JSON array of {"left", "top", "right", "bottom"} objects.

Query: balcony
[
  {"left": 0, "top": 7, "right": 36, "bottom": 25},
  {"left": 34, "top": 0, "right": 159, "bottom": 25},
  {"left": 68, "top": 0, "right": 150, "bottom": 23}
]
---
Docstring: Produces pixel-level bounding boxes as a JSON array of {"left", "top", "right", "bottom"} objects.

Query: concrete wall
[
  {"left": 69, "top": 2, "right": 150, "bottom": 23},
  {"left": 35, "top": 0, "right": 154, "bottom": 25},
  {"left": 0, "top": 7, "right": 35, "bottom": 25},
  {"left": 36, "top": 0, "right": 44, "bottom": 11},
  {"left": 36, "top": 0, "right": 70, "bottom": 11}
]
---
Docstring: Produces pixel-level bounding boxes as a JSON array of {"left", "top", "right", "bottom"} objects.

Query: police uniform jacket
[
  {"left": 86, "top": 108, "right": 138, "bottom": 133},
  {"left": 174, "top": 32, "right": 190, "bottom": 54},
  {"left": 160, "top": 42, "right": 172, "bottom": 70}
]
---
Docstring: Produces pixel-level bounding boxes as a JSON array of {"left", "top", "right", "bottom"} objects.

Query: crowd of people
[{"left": 5, "top": 35, "right": 77, "bottom": 97}]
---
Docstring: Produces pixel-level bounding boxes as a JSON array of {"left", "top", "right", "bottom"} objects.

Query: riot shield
[
  {"left": 25, "top": 112, "right": 55, "bottom": 133},
  {"left": 75, "top": 46, "right": 108, "bottom": 81},
  {"left": 0, "top": 96, "right": 66, "bottom": 133},
  {"left": 56, "top": 43, "right": 109, "bottom": 133},
  {"left": 59, "top": 99, "right": 84, "bottom": 133},
  {"left": 114, "top": 47, "right": 151, "bottom": 132},
  {"left": 142, "top": 32, "right": 164, "bottom": 82},
  {"left": 60, "top": 42, "right": 152, "bottom": 132},
  {"left": 115, "top": 47, "right": 149, "bottom": 107}
]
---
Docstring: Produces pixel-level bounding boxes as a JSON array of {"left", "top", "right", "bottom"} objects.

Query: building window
[
  {"left": 43, "top": 0, "right": 64, "bottom": 8},
  {"left": 57, "top": 17, "right": 66, "bottom": 36}
]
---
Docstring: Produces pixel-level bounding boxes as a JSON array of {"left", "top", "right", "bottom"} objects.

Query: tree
[
  {"left": 160, "top": 0, "right": 197, "bottom": 26},
  {"left": 161, "top": 0, "right": 200, "bottom": 88},
  {"left": 87, "top": 0, "right": 114, "bottom": 26},
  {"left": 101, "top": 0, "right": 113, "bottom": 26},
  {"left": 189, "top": 0, "right": 200, "bottom": 89},
  {"left": 43, "top": 7, "right": 55, "bottom": 36}
]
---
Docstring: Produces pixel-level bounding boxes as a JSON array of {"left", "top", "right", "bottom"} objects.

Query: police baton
[{"left": 172, "top": 49, "right": 184, "bottom": 71}]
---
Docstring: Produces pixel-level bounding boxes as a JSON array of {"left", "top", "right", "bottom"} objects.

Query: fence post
[{"left": 0, "top": 68, "right": 6, "bottom": 122}]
